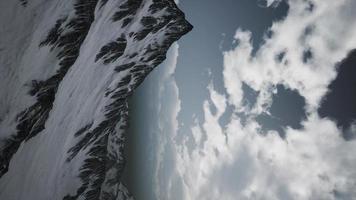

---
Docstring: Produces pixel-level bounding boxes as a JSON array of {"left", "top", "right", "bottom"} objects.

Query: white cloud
[
  {"left": 257, "top": 0, "right": 282, "bottom": 8},
  {"left": 173, "top": 88, "right": 356, "bottom": 200},
  {"left": 154, "top": 43, "right": 183, "bottom": 200},
  {"left": 223, "top": 0, "right": 356, "bottom": 113},
  {"left": 161, "top": 0, "right": 356, "bottom": 199}
]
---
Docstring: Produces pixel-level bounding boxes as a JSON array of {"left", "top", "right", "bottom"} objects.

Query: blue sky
[{"left": 124, "top": 0, "right": 356, "bottom": 199}]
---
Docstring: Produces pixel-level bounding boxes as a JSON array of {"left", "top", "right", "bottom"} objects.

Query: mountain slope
[{"left": 0, "top": 0, "right": 192, "bottom": 199}]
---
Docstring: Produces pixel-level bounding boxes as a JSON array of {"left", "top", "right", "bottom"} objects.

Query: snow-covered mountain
[{"left": 0, "top": 0, "right": 192, "bottom": 199}]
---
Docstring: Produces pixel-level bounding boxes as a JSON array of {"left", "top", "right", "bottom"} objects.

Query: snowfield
[{"left": 0, "top": 0, "right": 192, "bottom": 199}]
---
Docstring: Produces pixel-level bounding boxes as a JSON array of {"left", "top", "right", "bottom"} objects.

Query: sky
[{"left": 123, "top": 0, "right": 356, "bottom": 199}]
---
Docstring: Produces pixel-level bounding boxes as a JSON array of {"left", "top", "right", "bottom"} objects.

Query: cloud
[
  {"left": 153, "top": 43, "right": 183, "bottom": 200},
  {"left": 257, "top": 0, "right": 282, "bottom": 8},
  {"left": 173, "top": 87, "right": 356, "bottom": 200},
  {"left": 223, "top": 0, "right": 356, "bottom": 113},
  {"left": 162, "top": 0, "right": 356, "bottom": 199}
]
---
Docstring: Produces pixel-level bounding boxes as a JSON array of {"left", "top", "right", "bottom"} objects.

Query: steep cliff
[{"left": 0, "top": 0, "right": 192, "bottom": 199}]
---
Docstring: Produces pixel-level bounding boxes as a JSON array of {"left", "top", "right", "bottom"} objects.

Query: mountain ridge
[{"left": 0, "top": 0, "right": 192, "bottom": 199}]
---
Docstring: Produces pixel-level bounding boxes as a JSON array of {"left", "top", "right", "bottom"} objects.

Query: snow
[{"left": 0, "top": 0, "right": 191, "bottom": 199}]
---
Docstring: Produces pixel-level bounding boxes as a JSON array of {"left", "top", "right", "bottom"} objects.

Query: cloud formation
[
  {"left": 176, "top": 90, "right": 356, "bottom": 199},
  {"left": 154, "top": 43, "right": 184, "bottom": 200},
  {"left": 161, "top": 0, "right": 356, "bottom": 199},
  {"left": 257, "top": 0, "right": 282, "bottom": 8},
  {"left": 224, "top": 0, "right": 356, "bottom": 113}
]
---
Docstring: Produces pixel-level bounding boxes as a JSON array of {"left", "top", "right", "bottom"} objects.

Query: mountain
[{"left": 0, "top": 0, "right": 192, "bottom": 199}]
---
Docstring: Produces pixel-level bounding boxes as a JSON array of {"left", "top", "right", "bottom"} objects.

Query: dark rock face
[
  {"left": 95, "top": 37, "right": 128, "bottom": 64},
  {"left": 112, "top": 0, "right": 143, "bottom": 22},
  {"left": 0, "top": 0, "right": 192, "bottom": 199}
]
